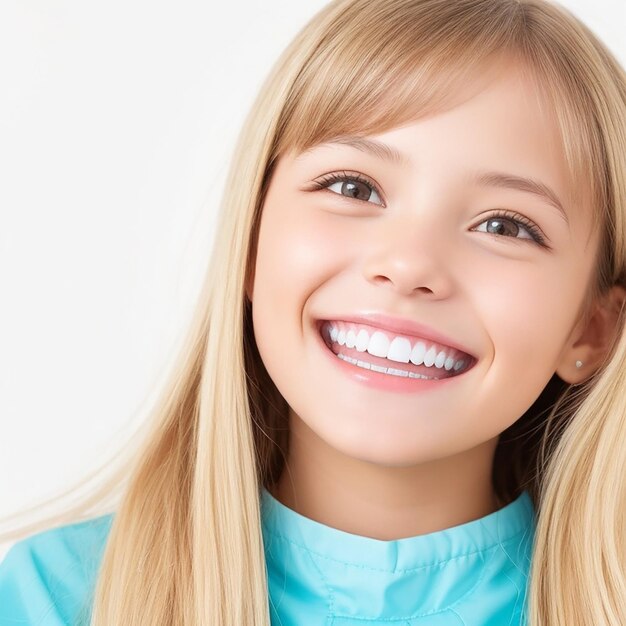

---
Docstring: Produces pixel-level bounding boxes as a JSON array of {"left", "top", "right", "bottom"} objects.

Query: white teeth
[
  {"left": 410, "top": 341, "right": 426, "bottom": 365},
  {"left": 423, "top": 346, "right": 437, "bottom": 367},
  {"left": 387, "top": 337, "right": 412, "bottom": 363},
  {"left": 435, "top": 351, "right": 447, "bottom": 368},
  {"left": 323, "top": 322, "right": 470, "bottom": 374},
  {"left": 337, "top": 353, "right": 441, "bottom": 379},
  {"left": 387, "top": 368, "right": 409, "bottom": 377},
  {"left": 355, "top": 329, "right": 369, "bottom": 352},
  {"left": 366, "top": 331, "right": 390, "bottom": 358}
]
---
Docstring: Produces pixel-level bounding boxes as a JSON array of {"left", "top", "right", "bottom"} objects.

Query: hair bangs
[{"left": 273, "top": 0, "right": 525, "bottom": 159}]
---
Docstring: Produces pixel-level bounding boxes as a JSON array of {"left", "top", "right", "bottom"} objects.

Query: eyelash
[{"left": 310, "top": 171, "right": 548, "bottom": 247}]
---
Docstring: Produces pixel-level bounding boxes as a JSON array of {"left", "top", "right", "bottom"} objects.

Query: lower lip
[{"left": 314, "top": 321, "right": 475, "bottom": 394}]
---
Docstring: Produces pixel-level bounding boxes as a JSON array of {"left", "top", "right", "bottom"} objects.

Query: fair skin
[{"left": 247, "top": 63, "right": 625, "bottom": 540}]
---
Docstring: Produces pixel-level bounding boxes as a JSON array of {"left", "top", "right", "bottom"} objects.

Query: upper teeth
[{"left": 323, "top": 322, "right": 469, "bottom": 372}]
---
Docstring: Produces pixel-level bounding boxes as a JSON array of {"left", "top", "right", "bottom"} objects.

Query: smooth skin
[{"left": 247, "top": 61, "right": 626, "bottom": 540}]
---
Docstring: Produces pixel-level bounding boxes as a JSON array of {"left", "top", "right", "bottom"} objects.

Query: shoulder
[{"left": 0, "top": 513, "right": 114, "bottom": 626}]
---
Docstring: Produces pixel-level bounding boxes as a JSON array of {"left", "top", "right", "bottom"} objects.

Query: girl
[{"left": 2, "top": 0, "right": 626, "bottom": 624}]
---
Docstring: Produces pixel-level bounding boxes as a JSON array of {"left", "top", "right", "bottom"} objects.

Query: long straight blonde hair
[{"left": 2, "top": 0, "right": 626, "bottom": 624}]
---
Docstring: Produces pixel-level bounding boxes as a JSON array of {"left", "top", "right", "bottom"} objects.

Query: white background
[{"left": 1, "top": 0, "right": 624, "bottom": 557}]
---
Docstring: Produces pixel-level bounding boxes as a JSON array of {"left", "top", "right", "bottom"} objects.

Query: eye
[
  {"left": 310, "top": 171, "right": 384, "bottom": 206},
  {"left": 472, "top": 210, "right": 548, "bottom": 247}
]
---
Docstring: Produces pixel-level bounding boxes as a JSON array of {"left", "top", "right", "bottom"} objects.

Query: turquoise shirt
[{"left": 0, "top": 488, "right": 535, "bottom": 625}]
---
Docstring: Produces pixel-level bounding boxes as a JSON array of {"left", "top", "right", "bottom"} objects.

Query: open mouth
[{"left": 316, "top": 319, "right": 476, "bottom": 380}]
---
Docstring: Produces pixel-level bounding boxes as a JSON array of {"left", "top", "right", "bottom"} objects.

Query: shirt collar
[{"left": 261, "top": 486, "right": 536, "bottom": 622}]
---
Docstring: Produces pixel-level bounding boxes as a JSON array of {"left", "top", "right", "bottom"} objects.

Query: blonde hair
[{"left": 2, "top": 0, "right": 626, "bottom": 623}]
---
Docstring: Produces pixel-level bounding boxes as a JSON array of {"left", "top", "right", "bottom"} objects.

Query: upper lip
[{"left": 318, "top": 311, "right": 477, "bottom": 359}]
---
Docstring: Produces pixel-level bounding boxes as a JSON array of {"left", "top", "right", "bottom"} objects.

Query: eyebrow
[
  {"left": 297, "top": 136, "right": 410, "bottom": 167},
  {"left": 473, "top": 171, "right": 569, "bottom": 225},
  {"left": 298, "top": 136, "right": 569, "bottom": 225}
]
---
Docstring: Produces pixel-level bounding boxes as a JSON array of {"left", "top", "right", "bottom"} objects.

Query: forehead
[{"left": 376, "top": 68, "right": 566, "bottom": 176}]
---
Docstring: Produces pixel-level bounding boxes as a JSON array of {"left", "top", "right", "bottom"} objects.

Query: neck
[{"left": 268, "top": 411, "right": 501, "bottom": 540}]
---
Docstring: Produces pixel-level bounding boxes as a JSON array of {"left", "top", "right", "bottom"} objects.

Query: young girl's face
[{"left": 248, "top": 62, "right": 598, "bottom": 476}]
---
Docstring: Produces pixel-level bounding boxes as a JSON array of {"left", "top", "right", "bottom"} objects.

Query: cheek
[
  {"left": 448, "top": 265, "right": 580, "bottom": 444},
  {"left": 250, "top": 202, "right": 366, "bottom": 409},
  {"left": 250, "top": 205, "right": 344, "bottom": 366},
  {"left": 253, "top": 206, "right": 355, "bottom": 300},
  {"left": 478, "top": 262, "right": 582, "bottom": 378}
]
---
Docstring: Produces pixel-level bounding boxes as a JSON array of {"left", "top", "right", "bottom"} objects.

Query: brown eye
[
  {"left": 473, "top": 210, "right": 548, "bottom": 247},
  {"left": 312, "top": 171, "right": 384, "bottom": 206},
  {"left": 486, "top": 217, "right": 521, "bottom": 238},
  {"left": 332, "top": 179, "right": 373, "bottom": 201}
]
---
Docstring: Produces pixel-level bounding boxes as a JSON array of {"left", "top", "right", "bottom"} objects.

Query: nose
[{"left": 361, "top": 213, "right": 454, "bottom": 299}]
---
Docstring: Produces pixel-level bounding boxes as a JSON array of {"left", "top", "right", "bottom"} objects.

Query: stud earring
[{"left": 575, "top": 360, "right": 583, "bottom": 368}]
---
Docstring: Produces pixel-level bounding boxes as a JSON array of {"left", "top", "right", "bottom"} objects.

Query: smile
[{"left": 318, "top": 320, "right": 474, "bottom": 379}]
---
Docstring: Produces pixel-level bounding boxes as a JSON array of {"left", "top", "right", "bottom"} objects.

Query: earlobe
[{"left": 555, "top": 284, "right": 626, "bottom": 384}]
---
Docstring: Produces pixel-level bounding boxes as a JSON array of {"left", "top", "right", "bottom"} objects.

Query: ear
[{"left": 555, "top": 284, "right": 626, "bottom": 384}]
